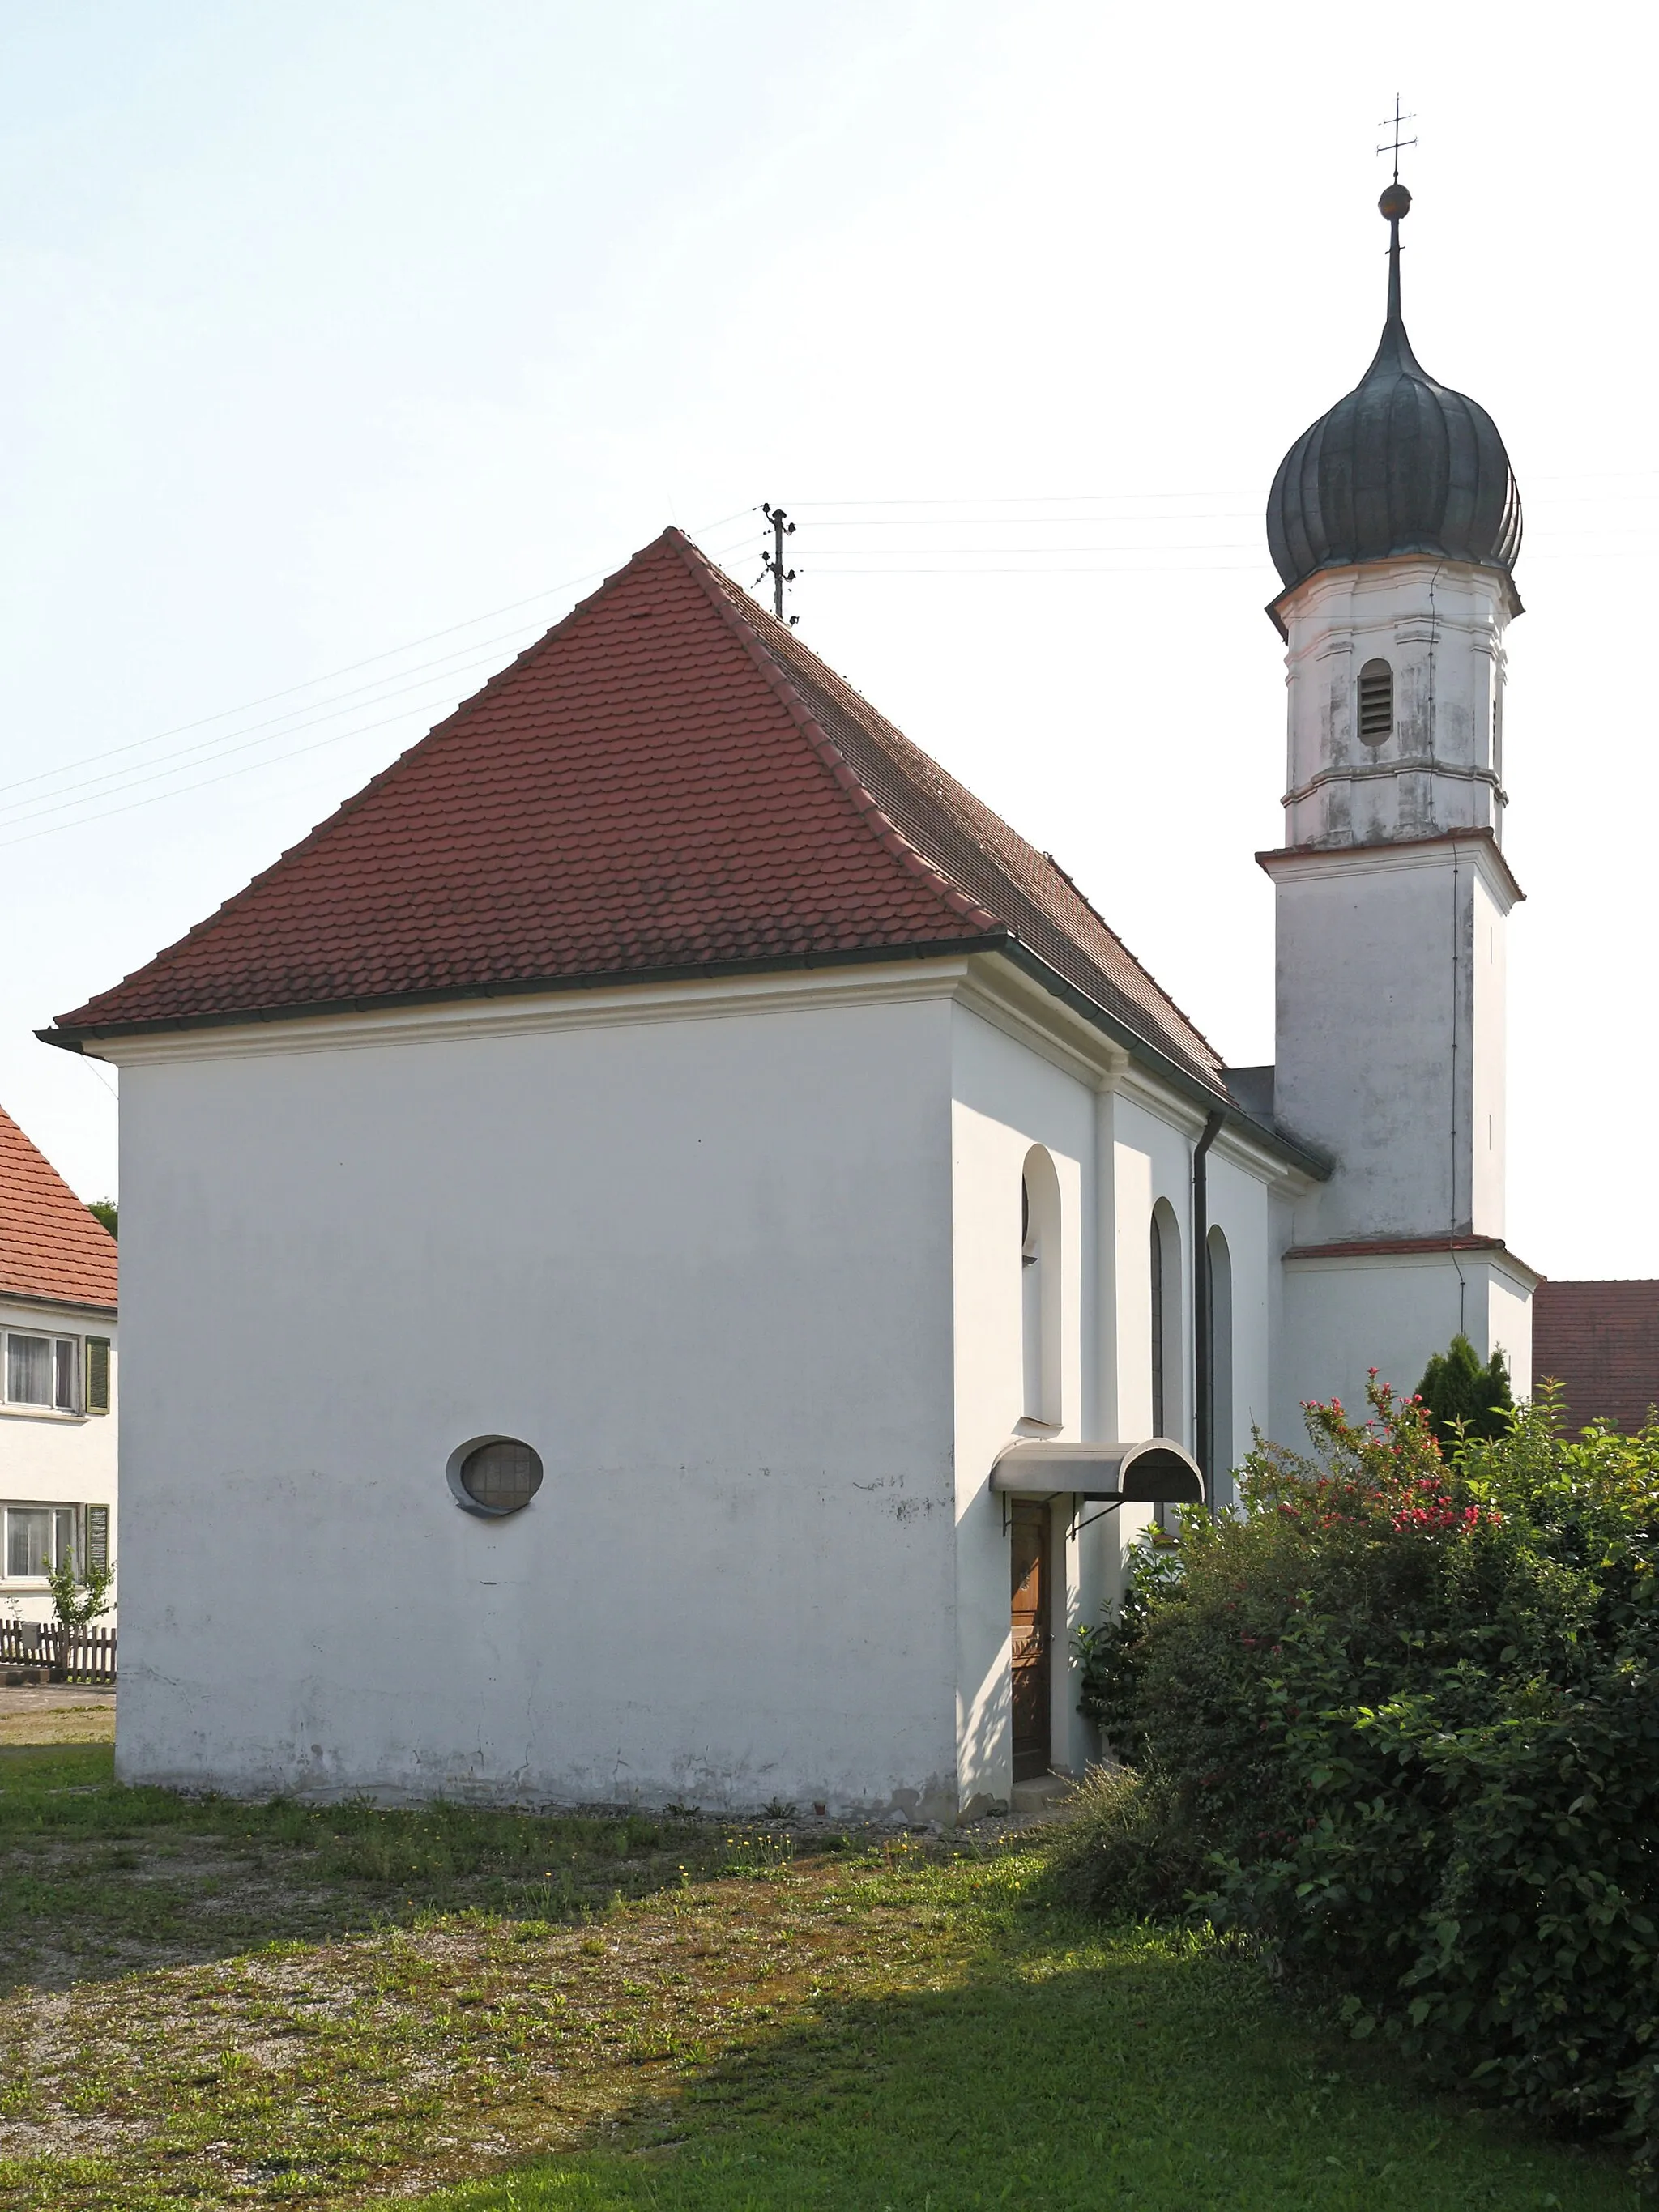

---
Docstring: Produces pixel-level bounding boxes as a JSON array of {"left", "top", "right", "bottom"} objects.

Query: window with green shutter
[
  {"left": 85, "top": 1338, "right": 111, "bottom": 1415},
  {"left": 84, "top": 1506, "right": 109, "bottom": 1577}
]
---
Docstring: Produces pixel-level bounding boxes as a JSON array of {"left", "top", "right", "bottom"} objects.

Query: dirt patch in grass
[
  {"left": 0, "top": 1746, "right": 750, "bottom": 1992},
  {"left": 0, "top": 1690, "right": 115, "bottom": 1749},
  {"left": 0, "top": 1750, "right": 1636, "bottom": 2212},
  {"left": 0, "top": 1833, "right": 358, "bottom": 1988},
  {"left": 0, "top": 1839, "right": 956, "bottom": 2209}
]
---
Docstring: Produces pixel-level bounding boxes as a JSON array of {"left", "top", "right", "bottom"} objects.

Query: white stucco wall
[
  {"left": 1203, "top": 1149, "right": 1274, "bottom": 1489},
  {"left": 1269, "top": 836, "right": 1514, "bottom": 1245},
  {"left": 1111, "top": 1093, "right": 1278, "bottom": 1488},
  {"left": 103, "top": 944, "right": 1299, "bottom": 1815},
  {"left": 0, "top": 1298, "right": 118, "bottom": 1628},
  {"left": 1482, "top": 1265, "right": 1533, "bottom": 1404},
  {"left": 945, "top": 995, "right": 1288, "bottom": 1805},
  {"left": 1276, "top": 1248, "right": 1534, "bottom": 1445},
  {"left": 109, "top": 976, "right": 963, "bottom": 1815},
  {"left": 1111, "top": 1090, "right": 1195, "bottom": 1440},
  {"left": 1264, "top": 547, "right": 1536, "bottom": 1442},
  {"left": 949, "top": 1002, "right": 1096, "bottom": 1805},
  {"left": 1469, "top": 869, "right": 1508, "bottom": 1235},
  {"left": 1278, "top": 560, "right": 1512, "bottom": 850}
]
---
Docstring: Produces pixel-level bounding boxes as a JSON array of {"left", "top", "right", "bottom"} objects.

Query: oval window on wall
[{"left": 450, "top": 1438, "right": 543, "bottom": 1517}]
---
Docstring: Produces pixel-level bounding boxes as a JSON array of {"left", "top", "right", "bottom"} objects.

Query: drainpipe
[{"left": 1192, "top": 1110, "right": 1225, "bottom": 1516}]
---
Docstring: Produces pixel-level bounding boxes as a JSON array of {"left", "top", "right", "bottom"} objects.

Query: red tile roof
[
  {"left": 0, "top": 1106, "right": 117, "bottom": 1313},
  {"left": 49, "top": 530, "right": 1226, "bottom": 1093},
  {"left": 1533, "top": 1280, "right": 1659, "bottom": 1434}
]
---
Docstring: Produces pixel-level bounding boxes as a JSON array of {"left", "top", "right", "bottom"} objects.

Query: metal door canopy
[{"left": 990, "top": 1438, "right": 1205, "bottom": 1505}]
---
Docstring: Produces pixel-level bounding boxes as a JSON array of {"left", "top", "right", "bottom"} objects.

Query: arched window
[
  {"left": 1149, "top": 1200, "right": 1182, "bottom": 1442},
  {"left": 1021, "top": 1147, "right": 1061, "bottom": 1426},
  {"left": 1358, "top": 658, "right": 1393, "bottom": 747},
  {"left": 1149, "top": 1215, "right": 1165, "bottom": 1437},
  {"left": 1206, "top": 1225, "right": 1234, "bottom": 1510}
]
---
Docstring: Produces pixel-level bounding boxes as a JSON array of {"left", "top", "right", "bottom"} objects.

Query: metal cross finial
[{"left": 1376, "top": 95, "right": 1416, "bottom": 182}]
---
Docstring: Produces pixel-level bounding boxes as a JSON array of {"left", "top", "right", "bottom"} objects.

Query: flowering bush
[{"left": 1071, "top": 1379, "right": 1659, "bottom": 2170}]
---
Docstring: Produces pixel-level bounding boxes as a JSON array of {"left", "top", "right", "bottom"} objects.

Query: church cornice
[
  {"left": 1280, "top": 759, "right": 1507, "bottom": 811},
  {"left": 975, "top": 940, "right": 1330, "bottom": 1183},
  {"left": 1269, "top": 556, "right": 1522, "bottom": 643},
  {"left": 1283, "top": 1233, "right": 1542, "bottom": 1293},
  {"left": 58, "top": 929, "right": 1330, "bottom": 1187},
  {"left": 47, "top": 945, "right": 1000, "bottom": 1063},
  {"left": 1256, "top": 825, "right": 1525, "bottom": 909}
]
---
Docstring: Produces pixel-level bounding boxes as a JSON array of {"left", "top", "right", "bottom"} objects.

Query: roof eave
[
  {"left": 1257, "top": 825, "right": 1525, "bottom": 910},
  {"left": 1267, "top": 554, "right": 1525, "bottom": 638},
  {"left": 39, "top": 935, "right": 1015, "bottom": 1055},
  {"left": 42, "top": 931, "right": 1328, "bottom": 1179},
  {"left": 989, "top": 938, "right": 1331, "bottom": 1180},
  {"left": 0, "top": 1285, "right": 118, "bottom": 1319}
]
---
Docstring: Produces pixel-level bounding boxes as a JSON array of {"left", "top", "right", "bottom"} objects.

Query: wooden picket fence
[{"left": 0, "top": 1620, "right": 117, "bottom": 1681}]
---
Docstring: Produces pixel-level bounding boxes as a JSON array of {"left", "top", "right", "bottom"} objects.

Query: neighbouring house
[
  {"left": 0, "top": 1105, "right": 117, "bottom": 1628},
  {"left": 1532, "top": 1280, "right": 1659, "bottom": 1434},
  {"left": 45, "top": 179, "right": 1538, "bottom": 1816}
]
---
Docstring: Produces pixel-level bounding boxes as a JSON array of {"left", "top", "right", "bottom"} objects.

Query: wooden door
[{"left": 1009, "top": 1500, "right": 1051, "bottom": 1782}]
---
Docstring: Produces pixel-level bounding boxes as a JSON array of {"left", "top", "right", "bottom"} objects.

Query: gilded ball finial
[{"left": 1379, "top": 181, "right": 1411, "bottom": 222}]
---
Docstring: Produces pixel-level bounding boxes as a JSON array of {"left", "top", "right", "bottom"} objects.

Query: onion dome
[{"left": 1267, "top": 182, "right": 1522, "bottom": 610}]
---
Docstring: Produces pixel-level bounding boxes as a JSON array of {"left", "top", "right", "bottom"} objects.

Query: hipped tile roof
[
  {"left": 1532, "top": 1279, "right": 1659, "bottom": 1434},
  {"left": 50, "top": 531, "right": 1223, "bottom": 1093},
  {"left": 0, "top": 1106, "right": 117, "bottom": 1311}
]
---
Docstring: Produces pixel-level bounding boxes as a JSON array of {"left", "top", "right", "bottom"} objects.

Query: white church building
[{"left": 46, "top": 181, "right": 1536, "bottom": 1819}]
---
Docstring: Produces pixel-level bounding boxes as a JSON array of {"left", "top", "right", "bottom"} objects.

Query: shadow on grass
[
  {"left": 0, "top": 1743, "right": 761, "bottom": 1993},
  {"left": 423, "top": 1917, "right": 1636, "bottom": 2212}
]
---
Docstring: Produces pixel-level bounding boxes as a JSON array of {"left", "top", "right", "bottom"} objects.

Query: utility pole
[{"left": 758, "top": 503, "right": 798, "bottom": 625}]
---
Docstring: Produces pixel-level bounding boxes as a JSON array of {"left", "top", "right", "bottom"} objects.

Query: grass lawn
[
  {"left": 0, "top": 1697, "right": 115, "bottom": 1748},
  {"left": 0, "top": 1743, "right": 1637, "bottom": 2211}
]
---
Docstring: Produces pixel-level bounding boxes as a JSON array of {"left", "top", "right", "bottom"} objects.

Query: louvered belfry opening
[{"left": 1358, "top": 658, "right": 1394, "bottom": 746}]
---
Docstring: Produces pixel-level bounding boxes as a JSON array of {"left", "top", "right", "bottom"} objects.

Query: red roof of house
[
  {"left": 0, "top": 1106, "right": 117, "bottom": 1313},
  {"left": 48, "top": 530, "right": 1226, "bottom": 1094},
  {"left": 1532, "top": 1280, "right": 1659, "bottom": 1434}
]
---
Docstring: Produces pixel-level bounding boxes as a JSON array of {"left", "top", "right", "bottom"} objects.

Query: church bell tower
[{"left": 1260, "top": 176, "right": 1537, "bottom": 1425}]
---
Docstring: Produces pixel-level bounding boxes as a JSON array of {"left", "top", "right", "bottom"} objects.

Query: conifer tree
[{"left": 1415, "top": 1332, "right": 1513, "bottom": 1447}]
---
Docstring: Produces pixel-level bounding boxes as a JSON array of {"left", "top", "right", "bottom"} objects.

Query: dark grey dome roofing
[{"left": 1267, "top": 196, "right": 1521, "bottom": 608}]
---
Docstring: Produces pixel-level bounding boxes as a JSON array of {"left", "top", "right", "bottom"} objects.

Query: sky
[{"left": 1, "top": 0, "right": 1653, "bottom": 1277}]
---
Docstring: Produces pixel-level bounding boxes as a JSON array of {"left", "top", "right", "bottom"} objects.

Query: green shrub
[
  {"left": 1070, "top": 1378, "right": 1659, "bottom": 2170},
  {"left": 1041, "top": 1762, "right": 1205, "bottom": 1921},
  {"left": 46, "top": 1548, "right": 115, "bottom": 1630},
  {"left": 1416, "top": 1330, "right": 1513, "bottom": 1445}
]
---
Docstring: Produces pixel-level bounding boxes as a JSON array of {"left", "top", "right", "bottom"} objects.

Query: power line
[
  {"left": 784, "top": 471, "right": 1659, "bottom": 505},
  {"left": 1, "top": 506, "right": 757, "bottom": 804},
  {"left": 800, "top": 541, "right": 1265, "bottom": 556},
  {"left": 788, "top": 491, "right": 1275, "bottom": 507},
  {"left": 0, "top": 689, "right": 484, "bottom": 855},
  {"left": 778, "top": 531, "right": 1649, "bottom": 561},
  {"left": 0, "top": 625, "right": 556, "bottom": 816},
  {"left": 0, "top": 654, "right": 519, "bottom": 833},
  {"left": 0, "top": 513, "right": 770, "bottom": 846},
  {"left": 796, "top": 564, "right": 1279, "bottom": 577},
  {"left": 2, "top": 484, "right": 1645, "bottom": 850},
  {"left": 783, "top": 549, "right": 1628, "bottom": 577}
]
